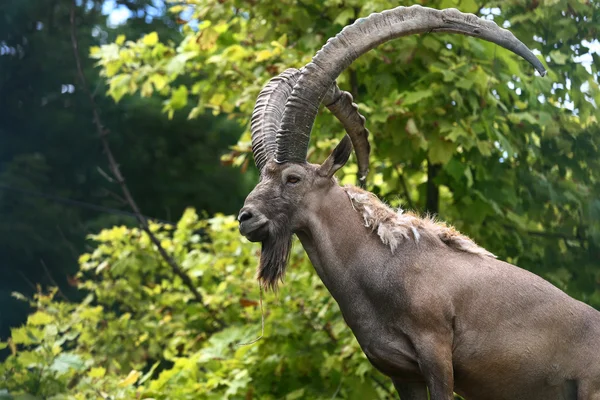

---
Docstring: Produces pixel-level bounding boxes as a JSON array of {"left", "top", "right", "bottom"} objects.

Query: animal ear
[{"left": 318, "top": 135, "right": 352, "bottom": 178}]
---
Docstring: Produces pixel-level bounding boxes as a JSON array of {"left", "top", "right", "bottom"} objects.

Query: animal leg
[
  {"left": 392, "top": 380, "right": 427, "bottom": 400},
  {"left": 412, "top": 335, "right": 454, "bottom": 400}
]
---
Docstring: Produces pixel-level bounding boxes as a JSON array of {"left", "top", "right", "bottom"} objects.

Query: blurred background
[
  {"left": 0, "top": 0, "right": 254, "bottom": 339},
  {"left": 0, "top": 0, "right": 598, "bottom": 398}
]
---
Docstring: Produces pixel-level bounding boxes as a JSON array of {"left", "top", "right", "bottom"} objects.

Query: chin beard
[{"left": 256, "top": 223, "right": 293, "bottom": 291}]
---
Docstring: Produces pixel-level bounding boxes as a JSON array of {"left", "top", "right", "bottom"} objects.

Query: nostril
[{"left": 238, "top": 210, "right": 253, "bottom": 223}]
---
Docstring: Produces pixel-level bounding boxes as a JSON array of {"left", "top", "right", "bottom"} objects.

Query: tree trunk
[{"left": 426, "top": 159, "right": 440, "bottom": 215}]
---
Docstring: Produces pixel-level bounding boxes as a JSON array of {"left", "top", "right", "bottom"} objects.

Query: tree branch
[
  {"left": 40, "top": 259, "right": 68, "bottom": 301},
  {"left": 16, "top": 270, "right": 37, "bottom": 293},
  {"left": 56, "top": 224, "right": 81, "bottom": 262},
  {"left": 395, "top": 165, "right": 415, "bottom": 210},
  {"left": 69, "top": 2, "right": 223, "bottom": 327}
]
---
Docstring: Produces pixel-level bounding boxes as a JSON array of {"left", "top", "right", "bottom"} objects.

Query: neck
[{"left": 295, "top": 184, "right": 391, "bottom": 303}]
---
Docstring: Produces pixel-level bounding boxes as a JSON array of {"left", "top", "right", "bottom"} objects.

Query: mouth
[{"left": 239, "top": 218, "right": 269, "bottom": 242}]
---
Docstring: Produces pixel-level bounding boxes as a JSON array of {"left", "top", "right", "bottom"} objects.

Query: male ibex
[{"left": 238, "top": 5, "right": 600, "bottom": 399}]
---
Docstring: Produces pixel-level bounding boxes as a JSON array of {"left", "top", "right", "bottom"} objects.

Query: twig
[
  {"left": 40, "top": 259, "right": 69, "bottom": 301},
  {"left": 330, "top": 376, "right": 343, "bottom": 399},
  {"left": 0, "top": 184, "right": 168, "bottom": 223},
  {"left": 99, "top": 187, "right": 128, "bottom": 206},
  {"left": 96, "top": 166, "right": 115, "bottom": 183},
  {"left": 323, "top": 321, "right": 338, "bottom": 343},
  {"left": 69, "top": 1, "right": 223, "bottom": 327},
  {"left": 56, "top": 224, "right": 81, "bottom": 261},
  {"left": 16, "top": 270, "right": 37, "bottom": 293}
]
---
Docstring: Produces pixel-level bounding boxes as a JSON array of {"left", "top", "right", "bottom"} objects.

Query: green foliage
[
  {"left": 2, "top": 0, "right": 599, "bottom": 398},
  {"left": 0, "top": 0, "right": 252, "bottom": 339},
  {"left": 0, "top": 211, "right": 394, "bottom": 399},
  {"left": 92, "top": 0, "right": 599, "bottom": 301}
]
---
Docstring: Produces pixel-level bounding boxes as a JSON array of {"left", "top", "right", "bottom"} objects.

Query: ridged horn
[
  {"left": 250, "top": 68, "right": 299, "bottom": 174},
  {"left": 323, "top": 84, "right": 370, "bottom": 186},
  {"left": 251, "top": 71, "right": 371, "bottom": 186},
  {"left": 275, "top": 5, "right": 546, "bottom": 164}
]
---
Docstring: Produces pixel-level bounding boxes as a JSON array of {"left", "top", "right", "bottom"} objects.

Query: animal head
[
  {"left": 239, "top": 136, "right": 352, "bottom": 289},
  {"left": 238, "top": 5, "right": 546, "bottom": 289}
]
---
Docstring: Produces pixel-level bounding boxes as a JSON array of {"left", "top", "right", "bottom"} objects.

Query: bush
[{"left": 0, "top": 210, "right": 393, "bottom": 399}]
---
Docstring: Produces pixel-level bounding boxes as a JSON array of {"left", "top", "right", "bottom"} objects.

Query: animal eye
[{"left": 286, "top": 176, "right": 300, "bottom": 185}]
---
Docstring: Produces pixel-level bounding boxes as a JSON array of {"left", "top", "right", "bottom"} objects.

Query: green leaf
[
  {"left": 188, "top": 106, "right": 204, "bottom": 120},
  {"left": 346, "top": 375, "right": 379, "bottom": 400},
  {"left": 11, "top": 292, "right": 27, "bottom": 301},
  {"left": 508, "top": 112, "right": 538, "bottom": 125},
  {"left": 405, "top": 118, "right": 419, "bottom": 135},
  {"left": 108, "top": 74, "right": 131, "bottom": 102},
  {"left": 445, "top": 125, "right": 470, "bottom": 142},
  {"left": 50, "top": 353, "right": 85, "bottom": 374},
  {"left": 464, "top": 167, "right": 473, "bottom": 187},
  {"left": 334, "top": 8, "right": 355, "bottom": 26},
  {"left": 439, "top": 0, "right": 460, "bottom": 8},
  {"left": 209, "top": 93, "right": 226, "bottom": 107},
  {"left": 255, "top": 49, "right": 273, "bottom": 62},
  {"left": 89, "top": 366, "right": 106, "bottom": 378},
  {"left": 444, "top": 158, "right": 465, "bottom": 182},
  {"left": 285, "top": 388, "right": 305, "bottom": 400},
  {"left": 149, "top": 73, "right": 168, "bottom": 91},
  {"left": 402, "top": 89, "right": 433, "bottom": 106},
  {"left": 27, "top": 311, "right": 54, "bottom": 326},
  {"left": 11, "top": 327, "right": 40, "bottom": 345},
  {"left": 429, "top": 138, "right": 456, "bottom": 164},
  {"left": 456, "top": 78, "right": 473, "bottom": 90},
  {"left": 459, "top": 0, "right": 479, "bottom": 13},
  {"left": 118, "top": 370, "right": 142, "bottom": 387},
  {"left": 224, "top": 369, "right": 251, "bottom": 397},
  {"left": 476, "top": 140, "right": 492, "bottom": 156},
  {"left": 12, "top": 393, "right": 41, "bottom": 400},
  {"left": 422, "top": 36, "right": 441, "bottom": 51},
  {"left": 139, "top": 361, "right": 160, "bottom": 384},
  {"left": 166, "top": 52, "right": 196, "bottom": 76},
  {"left": 143, "top": 32, "right": 159, "bottom": 47},
  {"left": 549, "top": 50, "right": 569, "bottom": 65},
  {"left": 170, "top": 85, "right": 189, "bottom": 110}
]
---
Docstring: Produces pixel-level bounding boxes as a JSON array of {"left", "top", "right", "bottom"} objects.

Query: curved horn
[
  {"left": 251, "top": 71, "right": 371, "bottom": 186},
  {"left": 275, "top": 5, "right": 546, "bottom": 164},
  {"left": 323, "top": 84, "right": 370, "bottom": 186},
  {"left": 250, "top": 68, "right": 299, "bottom": 173}
]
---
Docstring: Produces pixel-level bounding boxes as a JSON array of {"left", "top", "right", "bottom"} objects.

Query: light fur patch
[{"left": 344, "top": 186, "right": 495, "bottom": 258}]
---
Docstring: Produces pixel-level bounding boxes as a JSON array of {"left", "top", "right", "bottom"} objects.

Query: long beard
[{"left": 257, "top": 223, "right": 293, "bottom": 291}]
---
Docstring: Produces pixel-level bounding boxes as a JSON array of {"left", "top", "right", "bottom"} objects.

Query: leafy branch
[{"left": 69, "top": 1, "right": 223, "bottom": 327}]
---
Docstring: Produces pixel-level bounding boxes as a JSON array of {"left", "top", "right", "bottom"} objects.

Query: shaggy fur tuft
[
  {"left": 257, "top": 219, "right": 293, "bottom": 290},
  {"left": 344, "top": 186, "right": 495, "bottom": 258}
]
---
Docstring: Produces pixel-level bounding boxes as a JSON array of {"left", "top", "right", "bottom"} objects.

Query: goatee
[{"left": 256, "top": 223, "right": 292, "bottom": 291}]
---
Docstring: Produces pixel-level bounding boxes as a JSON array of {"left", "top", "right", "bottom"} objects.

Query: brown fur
[
  {"left": 344, "top": 185, "right": 495, "bottom": 258},
  {"left": 257, "top": 219, "right": 293, "bottom": 290},
  {"left": 240, "top": 157, "right": 600, "bottom": 400}
]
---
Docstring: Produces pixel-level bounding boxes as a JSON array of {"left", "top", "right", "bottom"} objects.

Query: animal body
[{"left": 238, "top": 5, "right": 600, "bottom": 399}]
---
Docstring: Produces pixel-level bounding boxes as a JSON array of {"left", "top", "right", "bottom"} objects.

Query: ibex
[{"left": 237, "top": 5, "right": 600, "bottom": 400}]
